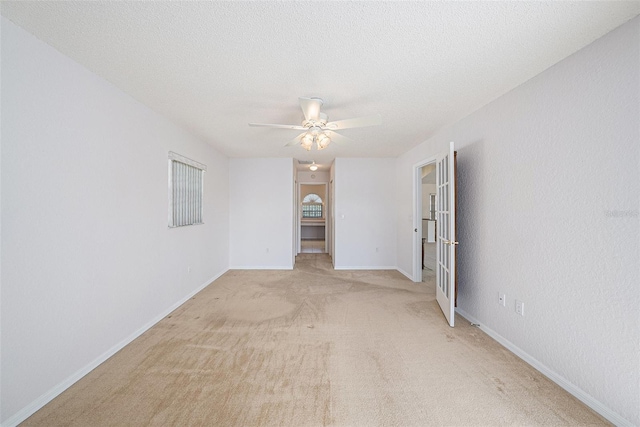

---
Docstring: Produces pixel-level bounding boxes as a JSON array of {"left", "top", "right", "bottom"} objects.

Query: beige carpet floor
[{"left": 23, "top": 254, "right": 608, "bottom": 426}]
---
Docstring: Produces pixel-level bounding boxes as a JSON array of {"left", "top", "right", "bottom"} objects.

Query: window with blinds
[{"left": 168, "top": 152, "right": 206, "bottom": 227}]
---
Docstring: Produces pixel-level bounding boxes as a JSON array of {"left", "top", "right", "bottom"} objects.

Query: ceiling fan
[{"left": 249, "top": 97, "right": 381, "bottom": 151}]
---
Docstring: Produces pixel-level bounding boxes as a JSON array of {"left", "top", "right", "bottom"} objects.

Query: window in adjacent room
[
  {"left": 168, "top": 151, "right": 206, "bottom": 227},
  {"left": 302, "top": 193, "right": 323, "bottom": 218}
]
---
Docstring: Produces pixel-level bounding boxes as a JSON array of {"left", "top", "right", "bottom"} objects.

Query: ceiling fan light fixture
[
  {"left": 301, "top": 134, "right": 314, "bottom": 150},
  {"left": 250, "top": 97, "right": 379, "bottom": 151},
  {"left": 316, "top": 133, "right": 331, "bottom": 150}
]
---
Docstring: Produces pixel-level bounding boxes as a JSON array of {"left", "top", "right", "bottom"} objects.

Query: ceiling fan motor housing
[{"left": 303, "top": 113, "right": 328, "bottom": 128}]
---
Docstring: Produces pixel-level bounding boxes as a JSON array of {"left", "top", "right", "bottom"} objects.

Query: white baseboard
[
  {"left": 333, "top": 265, "right": 397, "bottom": 270},
  {"left": 1, "top": 270, "right": 227, "bottom": 427},
  {"left": 455, "top": 308, "right": 633, "bottom": 427},
  {"left": 229, "top": 265, "right": 293, "bottom": 270},
  {"left": 396, "top": 267, "right": 414, "bottom": 281}
]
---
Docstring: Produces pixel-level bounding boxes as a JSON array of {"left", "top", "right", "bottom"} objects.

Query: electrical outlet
[
  {"left": 187, "top": 266, "right": 191, "bottom": 274},
  {"left": 516, "top": 300, "right": 524, "bottom": 316},
  {"left": 498, "top": 293, "right": 506, "bottom": 307}
]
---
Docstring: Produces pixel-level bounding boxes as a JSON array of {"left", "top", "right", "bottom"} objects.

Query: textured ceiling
[{"left": 2, "top": 1, "right": 639, "bottom": 169}]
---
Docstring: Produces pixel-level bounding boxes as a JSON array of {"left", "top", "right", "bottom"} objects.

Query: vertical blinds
[{"left": 168, "top": 152, "right": 206, "bottom": 228}]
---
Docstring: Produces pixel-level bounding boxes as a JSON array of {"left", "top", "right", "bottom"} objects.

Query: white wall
[
  {"left": 334, "top": 158, "right": 397, "bottom": 269},
  {"left": 396, "top": 17, "right": 639, "bottom": 425},
  {"left": 297, "top": 170, "right": 329, "bottom": 183},
  {"left": 229, "top": 158, "right": 293, "bottom": 269},
  {"left": 300, "top": 184, "right": 326, "bottom": 200},
  {"left": 1, "top": 17, "right": 230, "bottom": 425},
  {"left": 421, "top": 183, "right": 436, "bottom": 218}
]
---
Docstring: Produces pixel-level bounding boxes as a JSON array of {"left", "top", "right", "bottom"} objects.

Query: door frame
[
  {"left": 298, "top": 181, "right": 328, "bottom": 253},
  {"left": 412, "top": 156, "right": 437, "bottom": 282}
]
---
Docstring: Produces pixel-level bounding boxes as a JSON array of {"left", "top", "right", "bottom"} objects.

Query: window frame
[
  {"left": 168, "top": 151, "right": 206, "bottom": 228},
  {"left": 302, "top": 193, "right": 323, "bottom": 219}
]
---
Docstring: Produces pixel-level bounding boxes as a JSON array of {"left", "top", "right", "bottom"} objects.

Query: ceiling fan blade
[
  {"left": 249, "top": 123, "right": 306, "bottom": 130},
  {"left": 325, "top": 130, "right": 352, "bottom": 144},
  {"left": 299, "top": 97, "right": 323, "bottom": 122},
  {"left": 285, "top": 132, "right": 307, "bottom": 147},
  {"left": 324, "top": 114, "right": 381, "bottom": 130}
]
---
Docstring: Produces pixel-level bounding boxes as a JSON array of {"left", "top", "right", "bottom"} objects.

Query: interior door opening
[
  {"left": 413, "top": 142, "right": 457, "bottom": 327},
  {"left": 299, "top": 183, "right": 327, "bottom": 254},
  {"left": 420, "top": 163, "right": 437, "bottom": 284}
]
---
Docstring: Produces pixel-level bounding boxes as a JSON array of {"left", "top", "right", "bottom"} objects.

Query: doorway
[
  {"left": 420, "top": 164, "right": 437, "bottom": 283},
  {"left": 413, "top": 142, "right": 458, "bottom": 327},
  {"left": 299, "top": 183, "right": 327, "bottom": 254},
  {"left": 414, "top": 160, "right": 437, "bottom": 283}
]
